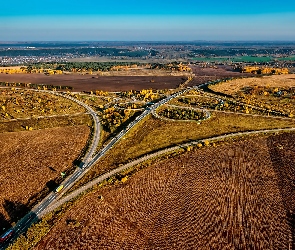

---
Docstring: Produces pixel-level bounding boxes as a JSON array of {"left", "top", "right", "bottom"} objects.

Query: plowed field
[
  {"left": 187, "top": 65, "right": 252, "bottom": 87},
  {"left": 0, "top": 126, "right": 90, "bottom": 233},
  {"left": 0, "top": 74, "right": 185, "bottom": 92},
  {"left": 36, "top": 133, "right": 295, "bottom": 250},
  {"left": 0, "top": 66, "right": 250, "bottom": 92}
]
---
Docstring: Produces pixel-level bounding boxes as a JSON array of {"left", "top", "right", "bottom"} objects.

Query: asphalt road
[
  {"left": 1, "top": 80, "right": 294, "bottom": 248},
  {"left": 0, "top": 90, "right": 101, "bottom": 249},
  {"left": 41, "top": 127, "right": 295, "bottom": 218},
  {"left": 0, "top": 87, "right": 190, "bottom": 249}
]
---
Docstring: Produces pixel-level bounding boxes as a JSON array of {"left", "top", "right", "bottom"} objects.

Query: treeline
[
  {"left": 29, "top": 62, "right": 188, "bottom": 72},
  {"left": 29, "top": 62, "right": 145, "bottom": 72},
  {"left": 120, "top": 89, "right": 160, "bottom": 102},
  {"left": 101, "top": 107, "right": 135, "bottom": 133},
  {"left": 151, "top": 61, "right": 190, "bottom": 70}
]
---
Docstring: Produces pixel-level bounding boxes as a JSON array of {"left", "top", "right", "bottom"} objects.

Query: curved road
[
  {"left": 40, "top": 127, "right": 295, "bottom": 217},
  {"left": 1, "top": 82, "right": 294, "bottom": 248},
  {"left": 0, "top": 87, "right": 190, "bottom": 249},
  {"left": 0, "top": 90, "right": 101, "bottom": 249}
]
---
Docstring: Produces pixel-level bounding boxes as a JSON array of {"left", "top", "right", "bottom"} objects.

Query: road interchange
[
  {"left": 0, "top": 86, "right": 191, "bottom": 249},
  {"left": 1, "top": 80, "right": 295, "bottom": 248}
]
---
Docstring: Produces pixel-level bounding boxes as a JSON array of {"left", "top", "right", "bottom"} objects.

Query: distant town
[{"left": 0, "top": 41, "right": 295, "bottom": 72}]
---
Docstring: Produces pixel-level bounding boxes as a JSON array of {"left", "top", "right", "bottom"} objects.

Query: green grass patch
[{"left": 277, "top": 56, "right": 295, "bottom": 61}]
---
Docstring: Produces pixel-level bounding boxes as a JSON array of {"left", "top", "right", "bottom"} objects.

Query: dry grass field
[
  {"left": 210, "top": 74, "right": 295, "bottom": 95},
  {"left": 0, "top": 88, "right": 91, "bottom": 133},
  {"left": 73, "top": 112, "right": 295, "bottom": 188},
  {"left": 208, "top": 74, "right": 295, "bottom": 116},
  {"left": 35, "top": 133, "right": 295, "bottom": 249},
  {"left": 0, "top": 89, "right": 85, "bottom": 121},
  {"left": 0, "top": 114, "right": 92, "bottom": 133},
  {"left": 0, "top": 126, "right": 90, "bottom": 233}
]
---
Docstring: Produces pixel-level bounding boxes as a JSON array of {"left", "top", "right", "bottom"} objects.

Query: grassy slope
[{"left": 74, "top": 112, "right": 295, "bottom": 187}]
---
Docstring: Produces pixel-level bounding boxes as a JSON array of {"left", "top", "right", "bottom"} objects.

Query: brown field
[
  {"left": 0, "top": 89, "right": 85, "bottom": 122},
  {"left": 187, "top": 65, "right": 252, "bottom": 87},
  {"left": 35, "top": 133, "right": 295, "bottom": 249},
  {"left": 0, "top": 114, "right": 92, "bottom": 133},
  {"left": 0, "top": 74, "right": 186, "bottom": 92},
  {"left": 0, "top": 66, "right": 250, "bottom": 92},
  {"left": 0, "top": 125, "right": 90, "bottom": 233},
  {"left": 210, "top": 74, "right": 295, "bottom": 95}
]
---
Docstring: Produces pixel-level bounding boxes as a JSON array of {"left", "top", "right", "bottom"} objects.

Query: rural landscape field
[
  {"left": 33, "top": 133, "right": 295, "bottom": 249},
  {"left": 0, "top": 39, "right": 295, "bottom": 250}
]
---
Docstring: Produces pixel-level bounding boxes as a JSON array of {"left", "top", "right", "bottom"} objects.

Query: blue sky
[{"left": 1, "top": 0, "right": 295, "bottom": 41}]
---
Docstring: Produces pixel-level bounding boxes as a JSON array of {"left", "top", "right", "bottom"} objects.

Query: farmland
[
  {"left": 192, "top": 55, "right": 295, "bottom": 63},
  {"left": 1, "top": 57, "right": 294, "bottom": 249},
  {"left": 0, "top": 89, "right": 85, "bottom": 121},
  {"left": 0, "top": 74, "right": 187, "bottom": 92},
  {"left": 209, "top": 74, "right": 295, "bottom": 95},
  {"left": 0, "top": 126, "right": 90, "bottom": 235},
  {"left": 33, "top": 133, "right": 295, "bottom": 249},
  {"left": 0, "top": 64, "right": 253, "bottom": 93},
  {"left": 72, "top": 111, "right": 295, "bottom": 188}
]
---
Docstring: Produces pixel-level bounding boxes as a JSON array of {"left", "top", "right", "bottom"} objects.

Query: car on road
[{"left": 0, "top": 229, "right": 14, "bottom": 243}]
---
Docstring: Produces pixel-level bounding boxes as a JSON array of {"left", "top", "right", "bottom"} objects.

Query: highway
[
  {"left": 0, "top": 87, "right": 190, "bottom": 249},
  {"left": 0, "top": 90, "right": 101, "bottom": 249},
  {"left": 40, "top": 127, "right": 295, "bottom": 218},
  {"left": 1, "top": 82, "right": 294, "bottom": 248},
  {"left": 1, "top": 79, "right": 294, "bottom": 248}
]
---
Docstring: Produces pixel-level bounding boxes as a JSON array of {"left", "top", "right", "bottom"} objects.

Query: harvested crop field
[
  {"left": 0, "top": 125, "right": 90, "bottom": 233},
  {"left": 36, "top": 133, "right": 295, "bottom": 249},
  {"left": 210, "top": 74, "right": 295, "bottom": 95},
  {"left": 0, "top": 74, "right": 186, "bottom": 92},
  {"left": 0, "top": 66, "right": 250, "bottom": 92},
  {"left": 187, "top": 65, "right": 252, "bottom": 87}
]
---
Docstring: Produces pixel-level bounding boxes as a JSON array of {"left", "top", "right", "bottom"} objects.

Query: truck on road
[{"left": 55, "top": 185, "right": 64, "bottom": 193}]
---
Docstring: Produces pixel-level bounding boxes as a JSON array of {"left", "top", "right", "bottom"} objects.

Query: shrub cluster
[{"left": 158, "top": 107, "right": 206, "bottom": 121}]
